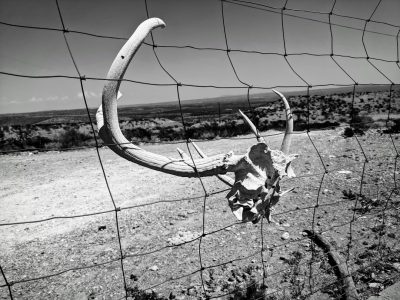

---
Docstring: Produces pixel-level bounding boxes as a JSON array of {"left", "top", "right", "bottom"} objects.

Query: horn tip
[
  {"left": 272, "top": 89, "right": 282, "bottom": 97},
  {"left": 151, "top": 17, "right": 166, "bottom": 28}
]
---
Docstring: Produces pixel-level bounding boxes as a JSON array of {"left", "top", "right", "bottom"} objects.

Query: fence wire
[{"left": 0, "top": 0, "right": 399, "bottom": 299}]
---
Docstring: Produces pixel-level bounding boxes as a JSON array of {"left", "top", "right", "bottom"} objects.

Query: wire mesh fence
[{"left": 0, "top": 0, "right": 399, "bottom": 299}]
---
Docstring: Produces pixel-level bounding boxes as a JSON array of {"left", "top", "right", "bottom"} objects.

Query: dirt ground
[{"left": 0, "top": 128, "right": 399, "bottom": 299}]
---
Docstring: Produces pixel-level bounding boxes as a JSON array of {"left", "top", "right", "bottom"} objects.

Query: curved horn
[
  {"left": 272, "top": 89, "right": 293, "bottom": 154},
  {"left": 238, "top": 110, "right": 265, "bottom": 143},
  {"left": 99, "top": 18, "right": 240, "bottom": 177},
  {"left": 96, "top": 91, "right": 122, "bottom": 138}
]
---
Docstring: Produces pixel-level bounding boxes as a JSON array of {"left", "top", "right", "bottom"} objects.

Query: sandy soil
[{"left": 0, "top": 128, "right": 399, "bottom": 299}]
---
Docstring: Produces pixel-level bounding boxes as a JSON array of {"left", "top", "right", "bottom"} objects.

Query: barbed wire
[{"left": 0, "top": 0, "right": 399, "bottom": 299}]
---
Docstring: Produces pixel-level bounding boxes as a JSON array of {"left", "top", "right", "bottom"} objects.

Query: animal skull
[{"left": 96, "top": 18, "right": 298, "bottom": 223}]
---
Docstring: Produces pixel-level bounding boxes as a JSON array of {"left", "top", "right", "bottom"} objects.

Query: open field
[{"left": 1, "top": 127, "right": 399, "bottom": 299}]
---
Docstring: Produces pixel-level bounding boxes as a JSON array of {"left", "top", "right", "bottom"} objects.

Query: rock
[
  {"left": 322, "top": 189, "right": 330, "bottom": 194},
  {"left": 153, "top": 292, "right": 164, "bottom": 298},
  {"left": 149, "top": 265, "right": 159, "bottom": 271},
  {"left": 281, "top": 232, "right": 290, "bottom": 240},
  {"left": 369, "top": 282, "right": 381, "bottom": 288},
  {"left": 393, "top": 263, "right": 400, "bottom": 271},
  {"left": 338, "top": 170, "right": 352, "bottom": 174},
  {"left": 74, "top": 292, "right": 88, "bottom": 300},
  {"left": 266, "top": 288, "right": 277, "bottom": 295},
  {"left": 187, "top": 287, "right": 197, "bottom": 296},
  {"left": 213, "top": 286, "right": 222, "bottom": 293},
  {"left": 98, "top": 225, "right": 106, "bottom": 231}
]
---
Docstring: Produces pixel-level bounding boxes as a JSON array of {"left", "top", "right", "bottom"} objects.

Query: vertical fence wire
[
  {"left": 0, "top": 0, "right": 399, "bottom": 298},
  {"left": 144, "top": 0, "right": 212, "bottom": 296},
  {"left": 59, "top": 0, "right": 129, "bottom": 298},
  {"left": 0, "top": 265, "right": 13, "bottom": 300}
]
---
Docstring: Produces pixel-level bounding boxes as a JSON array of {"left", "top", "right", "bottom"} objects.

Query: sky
[{"left": 0, "top": 0, "right": 399, "bottom": 114}]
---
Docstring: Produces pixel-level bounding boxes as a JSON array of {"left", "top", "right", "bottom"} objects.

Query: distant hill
[
  {"left": 1, "top": 85, "right": 399, "bottom": 153},
  {"left": 0, "top": 84, "right": 398, "bottom": 126}
]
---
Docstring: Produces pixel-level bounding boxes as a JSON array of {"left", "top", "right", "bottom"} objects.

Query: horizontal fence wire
[
  {"left": 0, "top": 205, "right": 391, "bottom": 289},
  {"left": 0, "top": 0, "right": 399, "bottom": 299},
  {"left": 2, "top": 70, "right": 397, "bottom": 90}
]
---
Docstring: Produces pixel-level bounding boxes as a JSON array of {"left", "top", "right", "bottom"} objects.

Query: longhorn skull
[{"left": 96, "top": 18, "right": 298, "bottom": 224}]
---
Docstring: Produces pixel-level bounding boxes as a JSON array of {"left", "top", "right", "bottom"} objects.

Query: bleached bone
[
  {"left": 238, "top": 110, "right": 264, "bottom": 143},
  {"left": 188, "top": 140, "right": 235, "bottom": 187},
  {"left": 180, "top": 141, "right": 294, "bottom": 222},
  {"left": 272, "top": 89, "right": 293, "bottom": 154},
  {"left": 176, "top": 148, "right": 190, "bottom": 161},
  {"left": 97, "top": 18, "right": 298, "bottom": 223},
  {"left": 96, "top": 91, "right": 122, "bottom": 135},
  {"left": 190, "top": 139, "right": 294, "bottom": 223},
  {"left": 177, "top": 146, "right": 234, "bottom": 187}
]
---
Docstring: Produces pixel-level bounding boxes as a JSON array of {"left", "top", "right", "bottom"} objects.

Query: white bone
[
  {"left": 176, "top": 148, "right": 190, "bottom": 160},
  {"left": 189, "top": 140, "right": 235, "bottom": 187},
  {"left": 238, "top": 110, "right": 264, "bottom": 143},
  {"left": 96, "top": 18, "right": 299, "bottom": 223},
  {"left": 96, "top": 91, "right": 122, "bottom": 133},
  {"left": 272, "top": 89, "right": 293, "bottom": 154}
]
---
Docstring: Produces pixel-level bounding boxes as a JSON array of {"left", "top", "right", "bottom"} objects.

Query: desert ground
[{"left": 0, "top": 127, "right": 399, "bottom": 299}]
